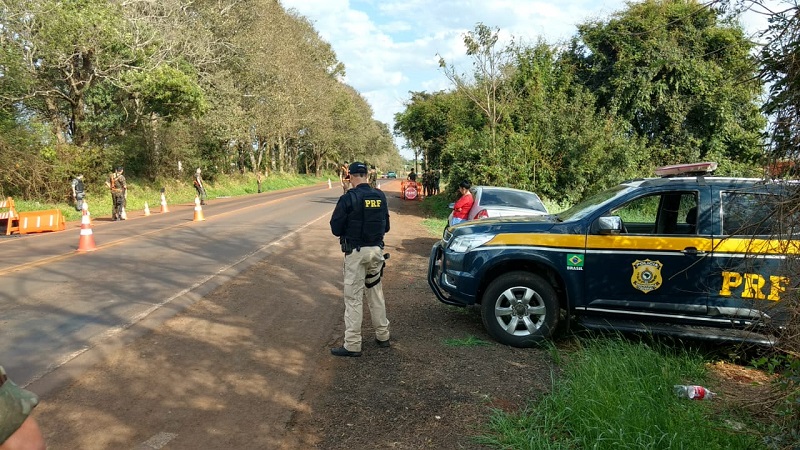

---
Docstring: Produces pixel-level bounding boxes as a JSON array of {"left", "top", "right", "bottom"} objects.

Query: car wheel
[{"left": 481, "top": 271, "right": 559, "bottom": 348}]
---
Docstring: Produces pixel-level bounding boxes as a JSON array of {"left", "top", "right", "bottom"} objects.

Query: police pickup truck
[{"left": 428, "top": 162, "right": 797, "bottom": 347}]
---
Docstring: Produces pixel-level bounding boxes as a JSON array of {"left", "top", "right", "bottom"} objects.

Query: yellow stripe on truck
[
  {"left": 488, "top": 233, "right": 585, "bottom": 248},
  {"left": 486, "top": 232, "right": 797, "bottom": 256}
]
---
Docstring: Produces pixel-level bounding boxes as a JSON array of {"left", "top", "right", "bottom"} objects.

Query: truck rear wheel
[{"left": 481, "top": 271, "right": 559, "bottom": 348}]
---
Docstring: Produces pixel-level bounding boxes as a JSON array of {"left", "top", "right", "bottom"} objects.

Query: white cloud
[{"left": 280, "top": 0, "right": 783, "bottom": 158}]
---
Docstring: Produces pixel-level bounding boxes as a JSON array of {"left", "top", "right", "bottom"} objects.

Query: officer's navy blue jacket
[{"left": 330, "top": 183, "right": 390, "bottom": 247}]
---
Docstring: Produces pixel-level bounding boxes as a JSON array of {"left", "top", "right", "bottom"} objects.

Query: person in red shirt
[{"left": 451, "top": 180, "right": 474, "bottom": 225}]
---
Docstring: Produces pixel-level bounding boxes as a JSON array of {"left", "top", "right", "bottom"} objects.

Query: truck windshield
[{"left": 556, "top": 184, "right": 634, "bottom": 222}]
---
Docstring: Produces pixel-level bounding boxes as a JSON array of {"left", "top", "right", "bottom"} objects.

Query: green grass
[
  {"left": 444, "top": 335, "right": 492, "bottom": 347},
  {"left": 12, "top": 172, "right": 326, "bottom": 222},
  {"left": 478, "top": 338, "right": 765, "bottom": 449},
  {"left": 420, "top": 193, "right": 452, "bottom": 236}
]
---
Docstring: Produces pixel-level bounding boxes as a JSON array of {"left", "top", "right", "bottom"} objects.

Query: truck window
[
  {"left": 610, "top": 192, "right": 698, "bottom": 235},
  {"left": 721, "top": 192, "right": 783, "bottom": 236}
]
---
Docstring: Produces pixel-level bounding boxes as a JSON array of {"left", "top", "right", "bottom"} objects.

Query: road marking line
[
  {"left": 22, "top": 212, "right": 331, "bottom": 387},
  {"left": 0, "top": 187, "right": 330, "bottom": 276}
]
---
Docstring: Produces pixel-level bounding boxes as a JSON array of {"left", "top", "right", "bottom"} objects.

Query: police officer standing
[{"left": 329, "top": 161, "right": 391, "bottom": 357}]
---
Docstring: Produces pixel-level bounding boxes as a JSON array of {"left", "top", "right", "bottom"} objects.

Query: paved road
[{"left": 0, "top": 183, "right": 347, "bottom": 389}]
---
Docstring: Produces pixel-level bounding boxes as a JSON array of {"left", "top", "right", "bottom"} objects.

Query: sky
[{"left": 279, "top": 0, "right": 784, "bottom": 158}]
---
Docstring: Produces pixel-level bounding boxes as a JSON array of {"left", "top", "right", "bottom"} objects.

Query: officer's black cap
[{"left": 348, "top": 161, "right": 368, "bottom": 174}]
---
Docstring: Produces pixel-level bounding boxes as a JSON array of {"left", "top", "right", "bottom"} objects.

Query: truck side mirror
[{"left": 597, "top": 216, "right": 623, "bottom": 235}]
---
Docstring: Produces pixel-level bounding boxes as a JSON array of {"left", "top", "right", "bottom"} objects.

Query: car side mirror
[{"left": 597, "top": 215, "right": 623, "bottom": 235}]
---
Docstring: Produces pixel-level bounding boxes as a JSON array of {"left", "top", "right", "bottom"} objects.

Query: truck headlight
[{"left": 448, "top": 233, "right": 496, "bottom": 253}]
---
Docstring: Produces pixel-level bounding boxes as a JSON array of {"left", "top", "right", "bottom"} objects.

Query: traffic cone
[
  {"left": 77, "top": 201, "right": 97, "bottom": 252},
  {"left": 81, "top": 199, "right": 92, "bottom": 226},
  {"left": 120, "top": 206, "right": 127, "bottom": 220},
  {"left": 160, "top": 192, "right": 169, "bottom": 213},
  {"left": 193, "top": 196, "right": 205, "bottom": 221},
  {"left": 327, "top": 178, "right": 332, "bottom": 189},
  {"left": 143, "top": 202, "right": 151, "bottom": 216},
  {"left": 377, "top": 181, "right": 381, "bottom": 189}
]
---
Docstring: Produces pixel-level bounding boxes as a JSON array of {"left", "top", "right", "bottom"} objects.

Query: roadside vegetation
[
  {"left": 14, "top": 172, "right": 328, "bottom": 223},
  {"left": 0, "top": 0, "right": 401, "bottom": 205},
  {"left": 479, "top": 338, "right": 768, "bottom": 450}
]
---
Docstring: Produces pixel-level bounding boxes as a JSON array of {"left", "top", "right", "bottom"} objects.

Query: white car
[{"left": 448, "top": 186, "right": 548, "bottom": 226}]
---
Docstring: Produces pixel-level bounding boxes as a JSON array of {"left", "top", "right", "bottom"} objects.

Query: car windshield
[
  {"left": 479, "top": 189, "right": 547, "bottom": 213},
  {"left": 557, "top": 184, "right": 634, "bottom": 222}
]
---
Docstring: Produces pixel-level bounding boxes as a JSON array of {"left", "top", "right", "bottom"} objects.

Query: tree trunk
[{"left": 44, "top": 96, "right": 67, "bottom": 145}]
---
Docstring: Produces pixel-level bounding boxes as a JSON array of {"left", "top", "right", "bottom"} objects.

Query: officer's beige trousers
[{"left": 342, "top": 246, "right": 390, "bottom": 352}]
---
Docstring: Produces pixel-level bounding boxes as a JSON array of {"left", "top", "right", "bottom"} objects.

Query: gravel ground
[{"left": 286, "top": 191, "right": 559, "bottom": 449}]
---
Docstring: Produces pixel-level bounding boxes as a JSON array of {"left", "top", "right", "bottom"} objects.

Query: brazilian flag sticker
[{"left": 567, "top": 253, "right": 584, "bottom": 271}]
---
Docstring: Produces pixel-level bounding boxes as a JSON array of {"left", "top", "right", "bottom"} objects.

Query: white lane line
[{"left": 23, "top": 212, "right": 331, "bottom": 387}]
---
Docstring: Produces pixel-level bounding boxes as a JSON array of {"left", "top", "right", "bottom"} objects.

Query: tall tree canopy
[
  {"left": 395, "top": 1, "right": 767, "bottom": 201},
  {"left": 0, "top": 0, "right": 399, "bottom": 199},
  {"left": 567, "top": 0, "right": 765, "bottom": 166}
]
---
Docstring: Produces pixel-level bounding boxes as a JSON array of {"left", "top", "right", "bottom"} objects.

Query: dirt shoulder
[
  {"left": 286, "top": 191, "right": 558, "bottom": 449},
  {"left": 30, "top": 185, "right": 557, "bottom": 449}
]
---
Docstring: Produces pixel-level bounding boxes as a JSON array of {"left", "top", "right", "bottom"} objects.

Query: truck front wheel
[{"left": 481, "top": 271, "right": 559, "bottom": 348}]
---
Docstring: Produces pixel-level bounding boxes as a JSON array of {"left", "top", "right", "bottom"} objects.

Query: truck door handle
[{"left": 682, "top": 247, "right": 706, "bottom": 256}]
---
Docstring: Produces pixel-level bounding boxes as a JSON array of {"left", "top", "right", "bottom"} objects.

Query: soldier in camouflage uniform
[
  {"left": 109, "top": 166, "right": 127, "bottom": 221},
  {"left": 0, "top": 366, "right": 45, "bottom": 449}
]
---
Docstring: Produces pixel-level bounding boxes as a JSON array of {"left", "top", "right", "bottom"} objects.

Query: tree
[
  {"left": 438, "top": 23, "right": 515, "bottom": 157},
  {"left": 759, "top": 2, "right": 800, "bottom": 166},
  {"left": 567, "top": 0, "right": 765, "bottom": 167},
  {"left": 393, "top": 91, "right": 452, "bottom": 170}
]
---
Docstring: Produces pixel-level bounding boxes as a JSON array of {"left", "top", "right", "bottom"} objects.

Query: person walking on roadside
[
  {"left": 194, "top": 168, "right": 207, "bottom": 205},
  {"left": 71, "top": 174, "right": 86, "bottom": 212},
  {"left": 0, "top": 365, "right": 46, "bottom": 450},
  {"left": 368, "top": 165, "right": 377, "bottom": 189},
  {"left": 329, "top": 161, "right": 391, "bottom": 357},
  {"left": 450, "top": 180, "right": 474, "bottom": 226},
  {"left": 109, "top": 166, "right": 127, "bottom": 221},
  {"left": 339, "top": 161, "right": 350, "bottom": 194}
]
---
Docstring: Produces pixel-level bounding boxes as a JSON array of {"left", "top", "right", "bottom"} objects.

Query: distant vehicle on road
[
  {"left": 387, "top": 171, "right": 397, "bottom": 179},
  {"left": 447, "top": 186, "right": 548, "bottom": 227}
]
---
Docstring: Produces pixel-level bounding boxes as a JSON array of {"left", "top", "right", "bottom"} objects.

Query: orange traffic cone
[
  {"left": 159, "top": 192, "right": 169, "bottom": 213},
  {"left": 77, "top": 201, "right": 97, "bottom": 252},
  {"left": 143, "top": 202, "right": 151, "bottom": 216},
  {"left": 193, "top": 196, "right": 205, "bottom": 222}
]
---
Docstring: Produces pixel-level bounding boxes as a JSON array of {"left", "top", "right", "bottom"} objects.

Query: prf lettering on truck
[{"left": 719, "top": 271, "right": 789, "bottom": 301}]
